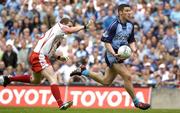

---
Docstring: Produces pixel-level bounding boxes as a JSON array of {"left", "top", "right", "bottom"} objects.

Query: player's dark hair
[
  {"left": 60, "top": 17, "right": 74, "bottom": 26},
  {"left": 118, "top": 4, "right": 130, "bottom": 12}
]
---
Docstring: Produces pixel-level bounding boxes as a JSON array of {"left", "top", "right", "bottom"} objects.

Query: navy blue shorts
[{"left": 104, "top": 50, "right": 123, "bottom": 67}]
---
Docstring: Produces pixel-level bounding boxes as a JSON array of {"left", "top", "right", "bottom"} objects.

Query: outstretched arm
[
  {"left": 63, "top": 19, "right": 94, "bottom": 34},
  {"left": 63, "top": 26, "right": 85, "bottom": 34}
]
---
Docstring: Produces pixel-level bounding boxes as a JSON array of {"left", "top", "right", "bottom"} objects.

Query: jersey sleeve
[
  {"left": 101, "top": 21, "right": 118, "bottom": 43},
  {"left": 128, "top": 23, "right": 135, "bottom": 43}
]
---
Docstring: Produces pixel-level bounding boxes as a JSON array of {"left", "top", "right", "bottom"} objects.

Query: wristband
[
  {"left": 84, "top": 25, "right": 87, "bottom": 29},
  {"left": 57, "top": 56, "right": 61, "bottom": 60}
]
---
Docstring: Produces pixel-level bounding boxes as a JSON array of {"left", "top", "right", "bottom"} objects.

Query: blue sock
[
  {"left": 82, "top": 70, "right": 89, "bottom": 77},
  {"left": 133, "top": 97, "right": 140, "bottom": 105}
]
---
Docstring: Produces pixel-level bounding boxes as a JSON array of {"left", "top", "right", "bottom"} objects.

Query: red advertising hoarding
[{"left": 0, "top": 86, "right": 151, "bottom": 108}]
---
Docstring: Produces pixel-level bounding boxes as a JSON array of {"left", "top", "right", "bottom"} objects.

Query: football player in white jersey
[{"left": 0, "top": 17, "right": 94, "bottom": 110}]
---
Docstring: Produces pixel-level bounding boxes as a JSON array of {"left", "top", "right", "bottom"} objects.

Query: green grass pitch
[{"left": 0, "top": 107, "right": 180, "bottom": 113}]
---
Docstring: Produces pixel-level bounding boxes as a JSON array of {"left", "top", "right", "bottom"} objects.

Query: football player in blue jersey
[{"left": 70, "top": 4, "right": 150, "bottom": 110}]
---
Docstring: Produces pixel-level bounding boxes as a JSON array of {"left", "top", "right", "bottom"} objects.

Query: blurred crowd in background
[{"left": 0, "top": 0, "right": 179, "bottom": 88}]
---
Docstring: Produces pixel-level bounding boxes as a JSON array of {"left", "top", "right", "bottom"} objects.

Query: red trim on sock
[
  {"left": 50, "top": 84, "right": 63, "bottom": 107},
  {"left": 9, "top": 75, "right": 31, "bottom": 83}
]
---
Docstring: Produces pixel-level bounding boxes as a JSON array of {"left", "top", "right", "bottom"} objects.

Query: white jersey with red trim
[{"left": 33, "top": 22, "right": 68, "bottom": 56}]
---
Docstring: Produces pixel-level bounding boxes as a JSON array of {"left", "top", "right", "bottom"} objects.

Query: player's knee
[
  {"left": 103, "top": 80, "right": 112, "bottom": 86},
  {"left": 43, "top": 75, "right": 57, "bottom": 84},
  {"left": 48, "top": 77, "right": 58, "bottom": 84},
  {"left": 124, "top": 75, "right": 132, "bottom": 82},
  {"left": 31, "top": 79, "right": 41, "bottom": 84},
  {"left": 103, "top": 83, "right": 111, "bottom": 86}
]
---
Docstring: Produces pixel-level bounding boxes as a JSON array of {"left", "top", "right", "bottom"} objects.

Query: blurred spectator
[
  {"left": 69, "top": 75, "right": 87, "bottom": 85},
  {"left": 170, "top": 4, "right": 180, "bottom": 26},
  {"left": 19, "top": 2, "right": 33, "bottom": 19},
  {"left": 56, "top": 39, "right": 69, "bottom": 57},
  {"left": 0, "top": 9, "right": 8, "bottom": 29},
  {"left": 70, "top": 39, "right": 79, "bottom": 54},
  {"left": 88, "top": 48, "right": 101, "bottom": 67},
  {"left": 6, "top": 30, "right": 15, "bottom": 44},
  {"left": 55, "top": 9, "right": 66, "bottom": 23},
  {"left": 0, "top": 0, "right": 5, "bottom": 12},
  {"left": 6, "top": 31, "right": 18, "bottom": 54},
  {"left": 115, "top": 0, "right": 130, "bottom": 5},
  {"left": 2, "top": 44, "right": 17, "bottom": 68},
  {"left": 163, "top": 2, "right": 172, "bottom": 17},
  {"left": 134, "top": 23, "right": 143, "bottom": 42},
  {"left": 40, "top": 24, "right": 48, "bottom": 34},
  {"left": 84, "top": 1, "right": 98, "bottom": 21},
  {"left": 20, "top": 16, "right": 33, "bottom": 33},
  {"left": 30, "top": 2, "right": 40, "bottom": 19},
  {"left": 23, "top": 28, "right": 32, "bottom": 48},
  {"left": 53, "top": 0, "right": 63, "bottom": 17},
  {"left": 103, "top": 9, "right": 116, "bottom": 29},
  {"left": 8, "top": 21, "right": 20, "bottom": 38},
  {"left": 53, "top": 61, "right": 63, "bottom": 84},
  {"left": 75, "top": 41, "right": 89, "bottom": 62},
  {"left": 175, "top": 26, "right": 180, "bottom": 48},
  {"left": 169, "top": 0, "right": 179, "bottom": 8},
  {"left": 43, "top": 7, "right": 55, "bottom": 29},
  {"left": 5, "top": 10, "right": 17, "bottom": 30},
  {"left": 58, "top": 57, "right": 76, "bottom": 84},
  {"left": 4, "top": 66, "right": 14, "bottom": 76},
  {"left": 31, "top": 28, "right": 40, "bottom": 41},
  {"left": 141, "top": 11, "right": 154, "bottom": 34},
  {"left": 5, "top": 0, "right": 20, "bottom": 12},
  {"left": 0, "top": 61, "right": 5, "bottom": 75},
  {"left": 17, "top": 40, "right": 29, "bottom": 67},
  {"left": 156, "top": 64, "right": 170, "bottom": 82},
  {"left": 96, "top": 8, "right": 106, "bottom": 26},
  {"left": 15, "top": 63, "right": 25, "bottom": 75},
  {"left": 74, "top": 7, "right": 85, "bottom": 25},
  {"left": 32, "top": 15, "right": 41, "bottom": 31},
  {"left": 161, "top": 26, "right": 178, "bottom": 53},
  {"left": 161, "top": 67, "right": 178, "bottom": 88}
]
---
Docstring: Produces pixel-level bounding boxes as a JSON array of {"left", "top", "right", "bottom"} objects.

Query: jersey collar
[{"left": 117, "top": 16, "right": 127, "bottom": 27}]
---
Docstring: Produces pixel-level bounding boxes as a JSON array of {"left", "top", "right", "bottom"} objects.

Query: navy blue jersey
[{"left": 101, "top": 17, "right": 135, "bottom": 52}]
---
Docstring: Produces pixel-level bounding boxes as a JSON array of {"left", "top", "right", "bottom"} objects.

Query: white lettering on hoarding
[
  {"left": 24, "top": 89, "right": 39, "bottom": 105},
  {"left": 131, "top": 92, "right": 146, "bottom": 106},
  {"left": 122, "top": 91, "right": 131, "bottom": 107},
  {"left": 81, "top": 91, "right": 96, "bottom": 107},
  {"left": 70, "top": 91, "right": 82, "bottom": 106},
  {"left": 107, "top": 91, "right": 122, "bottom": 107},
  {"left": 70, "top": 90, "right": 147, "bottom": 107},
  {"left": 71, "top": 91, "right": 123, "bottom": 107},
  {"left": 0, "top": 89, "right": 13, "bottom": 104},
  {"left": 0, "top": 89, "right": 55, "bottom": 105},
  {"left": 39, "top": 90, "right": 51, "bottom": 105},
  {"left": 0, "top": 87, "right": 149, "bottom": 108},
  {"left": 96, "top": 91, "right": 108, "bottom": 106},
  {"left": 136, "top": 92, "right": 145, "bottom": 102},
  {"left": 47, "top": 95, "right": 56, "bottom": 105},
  {"left": 13, "top": 89, "right": 25, "bottom": 104}
]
